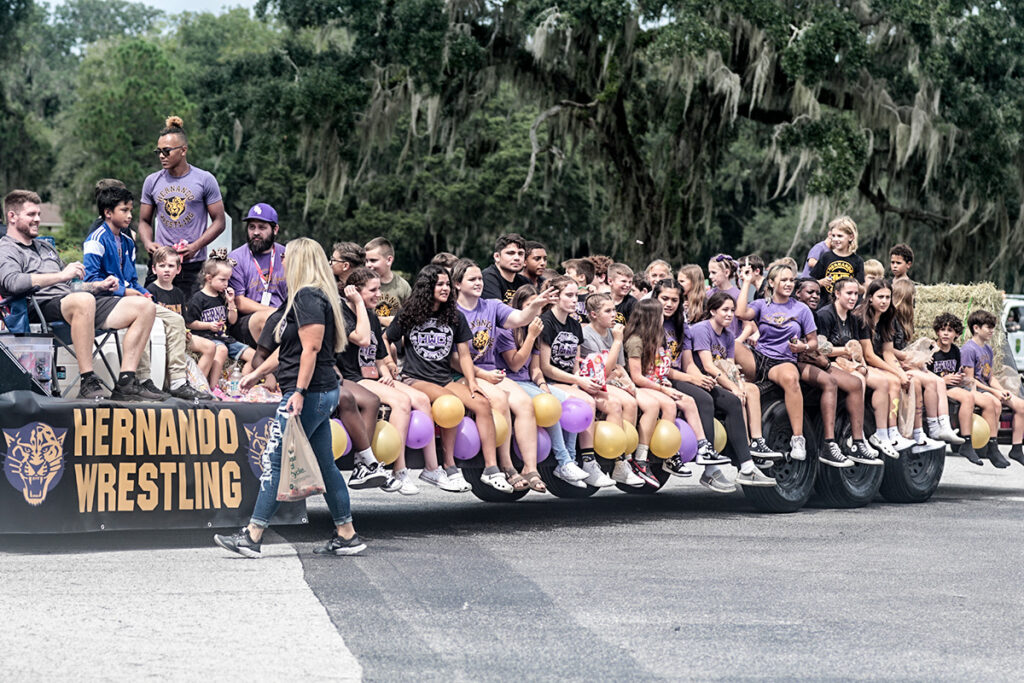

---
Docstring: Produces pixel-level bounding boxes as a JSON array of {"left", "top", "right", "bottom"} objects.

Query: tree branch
[
  {"left": 520, "top": 100, "right": 598, "bottom": 198},
  {"left": 858, "top": 173, "right": 948, "bottom": 226}
]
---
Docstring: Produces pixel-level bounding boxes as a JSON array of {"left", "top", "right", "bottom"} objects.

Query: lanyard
[{"left": 252, "top": 248, "right": 275, "bottom": 293}]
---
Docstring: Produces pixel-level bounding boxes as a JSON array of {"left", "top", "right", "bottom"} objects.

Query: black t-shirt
[
  {"left": 481, "top": 264, "right": 530, "bottom": 304},
  {"left": 274, "top": 287, "right": 340, "bottom": 394},
  {"left": 385, "top": 312, "right": 472, "bottom": 385},
  {"left": 540, "top": 310, "right": 583, "bottom": 375},
  {"left": 928, "top": 345, "right": 961, "bottom": 376},
  {"left": 147, "top": 283, "right": 186, "bottom": 315},
  {"left": 613, "top": 295, "right": 637, "bottom": 325},
  {"left": 336, "top": 304, "right": 387, "bottom": 382},
  {"left": 184, "top": 290, "right": 239, "bottom": 344},
  {"left": 892, "top": 320, "right": 908, "bottom": 351},
  {"left": 257, "top": 308, "right": 284, "bottom": 352},
  {"left": 574, "top": 293, "right": 589, "bottom": 323},
  {"left": 810, "top": 251, "right": 865, "bottom": 298},
  {"left": 814, "top": 303, "right": 868, "bottom": 348}
]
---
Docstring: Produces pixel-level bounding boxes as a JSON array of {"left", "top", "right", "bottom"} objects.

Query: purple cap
[{"left": 244, "top": 203, "right": 278, "bottom": 224}]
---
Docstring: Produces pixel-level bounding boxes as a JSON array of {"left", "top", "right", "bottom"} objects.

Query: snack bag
[{"left": 277, "top": 416, "right": 326, "bottom": 502}]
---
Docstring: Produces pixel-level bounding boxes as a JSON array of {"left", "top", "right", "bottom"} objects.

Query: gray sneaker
[
  {"left": 735, "top": 467, "right": 776, "bottom": 487},
  {"left": 699, "top": 469, "right": 737, "bottom": 493}
]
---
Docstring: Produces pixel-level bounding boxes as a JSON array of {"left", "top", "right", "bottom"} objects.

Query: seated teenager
[
  {"left": 928, "top": 313, "right": 985, "bottom": 465},
  {"left": 0, "top": 189, "right": 158, "bottom": 400},
  {"left": 706, "top": 254, "right": 756, "bottom": 378},
  {"left": 385, "top": 265, "right": 510, "bottom": 493}
]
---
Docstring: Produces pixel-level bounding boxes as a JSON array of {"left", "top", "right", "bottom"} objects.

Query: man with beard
[
  {"left": 481, "top": 233, "right": 530, "bottom": 303},
  {"left": 226, "top": 203, "right": 288, "bottom": 349}
]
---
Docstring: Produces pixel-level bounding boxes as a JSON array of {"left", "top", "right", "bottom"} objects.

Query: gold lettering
[
  {"left": 74, "top": 409, "right": 92, "bottom": 456},
  {"left": 222, "top": 462, "right": 242, "bottom": 508},
  {"left": 159, "top": 462, "right": 176, "bottom": 510},
  {"left": 137, "top": 409, "right": 157, "bottom": 455},
  {"left": 137, "top": 463, "right": 158, "bottom": 511},
  {"left": 94, "top": 408, "right": 110, "bottom": 456},
  {"left": 112, "top": 408, "right": 133, "bottom": 456},
  {"left": 96, "top": 463, "right": 116, "bottom": 512},
  {"left": 202, "top": 461, "right": 221, "bottom": 508},
  {"left": 218, "top": 411, "right": 238, "bottom": 454},
  {"left": 197, "top": 409, "right": 216, "bottom": 455},
  {"left": 116, "top": 463, "right": 136, "bottom": 511},
  {"left": 177, "top": 462, "right": 193, "bottom": 510},
  {"left": 157, "top": 409, "right": 176, "bottom": 455},
  {"left": 74, "top": 464, "right": 98, "bottom": 512},
  {"left": 178, "top": 409, "right": 197, "bottom": 455}
]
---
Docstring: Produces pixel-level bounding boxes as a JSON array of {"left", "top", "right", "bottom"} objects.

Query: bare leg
[
  {"left": 59, "top": 293, "right": 97, "bottom": 373},
  {"left": 768, "top": 363, "right": 803, "bottom": 435},
  {"left": 103, "top": 297, "right": 156, "bottom": 372}
]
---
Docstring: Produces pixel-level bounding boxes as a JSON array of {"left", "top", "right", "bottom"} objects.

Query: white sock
[
  {"left": 635, "top": 444, "right": 650, "bottom": 462},
  {"left": 170, "top": 377, "right": 186, "bottom": 390},
  {"left": 926, "top": 417, "right": 940, "bottom": 432},
  {"left": 912, "top": 428, "right": 924, "bottom": 444},
  {"left": 939, "top": 415, "right": 953, "bottom": 430},
  {"left": 739, "top": 461, "right": 756, "bottom": 474},
  {"left": 875, "top": 428, "right": 889, "bottom": 441},
  {"left": 888, "top": 427, "right": 900, "bottom": 442},
  {"left": 355, "top": 448, "right": 375, "bottom": 466}
]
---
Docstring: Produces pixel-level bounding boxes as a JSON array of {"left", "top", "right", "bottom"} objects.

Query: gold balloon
[
  {"left": 650, "top": 419, "right": 682, "bottom": 459},
  {"left": 372, "top": 421, "right": 402, "bottom": 465},
  {"left": 971, "top": 414, "right": 991, "bottom": 450},
  {"left": 493, "top": 410, "right": 510, "bottom": 446},
  {"left": 594, "top": 420, "right": 628, "bottom": 460},
  {"left": 532, "top": 393, "right": 563, "bottom": 428},
  {"left": 713, "top": 418, "right": 727, "bottom": 453},
  {"left": 331, "top": 420, "right": 348, "bottom": 461},
  {"left": 432, "top": 395, "right": 466, "bottom": 429},
  {"left": 623, "top": 421, "right": 640, "bottom": 456}
]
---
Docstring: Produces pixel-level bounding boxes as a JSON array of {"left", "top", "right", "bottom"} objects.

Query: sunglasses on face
[{"left": 153, "top": 145, "right": 185, "bottom": 157}]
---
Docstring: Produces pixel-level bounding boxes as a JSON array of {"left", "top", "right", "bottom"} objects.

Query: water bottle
[
  {"left": 70, "top": 276, "right": 83, "bottom": 292},
  {"left": 228, "top": 364, "right": 243, "bottom": 399}
]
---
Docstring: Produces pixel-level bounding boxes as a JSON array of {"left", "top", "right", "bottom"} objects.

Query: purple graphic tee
[
  {"left": 141, "top": 165, "right": 222, "bottom": 263},
  {"left": 228, "top": 243, "right": 287, "bottom": 307},
  {"left": 457, "top": 298, "right": 514, "bottom": 371},
  {"left": 748, "top": 298, "right": 816, "bottom": 361}
]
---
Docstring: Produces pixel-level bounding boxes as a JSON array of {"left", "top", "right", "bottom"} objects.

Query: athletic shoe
[
  {"left": 789, "top": 435, "right": 806, "bottom": 461},
  {"left": 959, "top": 442, "right": 983, "bottom": 466},
  {"left": 390, "top": 469, "right": 420, "bottom": 495},
  {"left": 313, "top": 531, "right": 367, "bottom": 556},
  {"left": 892, "top": 433, "right": 917, "bottom": 451},
  {"left": 735, "top": 467, "right": 776, "bottom": 487},
  {"left": 110, "top": 378, "right": 164, "bottom": 402},
  {"left": 699, "top": 469, "right": 737, "bottom": 493},
  {"left": 849, "top": 440, "right": 884, "bottom": 466},
  {"left": 695, "top": 439, "right": 730, "bottom": 465},
  {"left": 1008, "top": 444, "right": 1024, "bottom": 467},
  {"left": 749, "top": 438, "right": 783, "bottom": 460},
  {"left": 139, "top": 378, "right": 171, "bottom": 399},
  {"left": 984, "top": 441, "right": 1011, "bottom": 469},
  {"left": 349, "top": 461, "right": 388, "bottom": 489},
  {"left": 480, "top": 470, "right": 514, "bottom": 492},
  {"left": 611, "top": 458, "right": 644, "bottom": 487},
  {"left": 419, "top": 468, "right": 456, "bottom": 492},
  {"left": 932, "top": 425, "right": 965, "bottom": 445},
  {"left": 663, "top": 455, "right": 693, "bottom": 477},
  {"left": 77, "top": 374, "right": 107, "bottom": 400},
  {"left": 915, "top": 434, "right": 947, "bottom": 451},
  {"left": 753, "top": 457, "right": 774, "bottom": 470},
  {"left": 213, "top": 527, "right": 261, "bottom": 558},
  {"left": 381, "top": 472, "right": 403, "bottom": 493},
  {"left": 443, "top": 469, "right": 472, "bottom": 492},
  {"left": 820, "top": 440, "right": 854, "bottom": 468},
  {"left": 553, "top": 463, "right": 588, "bottom": 488},
  {"left": 868, "top": 434, "right": 900, "bottom": 459},
  {"left": 580, "top": 458, "right": 615, "bottom": 487},
  {"left": 629, "top": 459, "right": 660, "bottom": 487},
  {"left": 170, "top": 383, "right": 213, "bottom": 401}
]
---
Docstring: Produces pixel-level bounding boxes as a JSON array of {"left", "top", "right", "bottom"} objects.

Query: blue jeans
[
  {"left": 514, "top": 381, "right": 576, "bottom": 466},
  {"left": 250, "top": 385, "right": 353, "bottom": 528}
]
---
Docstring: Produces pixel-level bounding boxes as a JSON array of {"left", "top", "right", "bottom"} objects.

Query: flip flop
[
  {"left": 504, "top": 470, "right": 530, "bottom": 491},
  {"left": 522, "top": 470, "right": 547, "bottom": 493}
]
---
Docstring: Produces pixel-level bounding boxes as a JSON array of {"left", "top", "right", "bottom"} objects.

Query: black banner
[{"left": 0, "top": 391, "right": 306, "bottom": 533}]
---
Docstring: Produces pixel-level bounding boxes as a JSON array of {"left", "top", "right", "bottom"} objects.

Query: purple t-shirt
[
  {"left": 960, "top": 339, "right": 994, "bottom": 385},
  {"left": 494, "top": 327, "right": 533, "bottom": 382},
  {"left": 664, "top": 321, "right": 686, "bottom": 369},
  {"left": 707, "top": 286, "right": 742, "bottom": 337},
  {"left": 690, "top": 320, "right": 735, "bottom": 360},
  {"left": 748, "top": 298, "right": 816, "bottom": 361},
  {"left": 228, "top": 243, "right": 287, "bottom": 307},
  {"left": 457, "top": 298, "right": 514, "bottom": 370},
  {"left": 141, "top": 165, "right": 222, "bottom": 263},
  {"left": 801, "top": 240, "right": 828, "bottom": 278}
]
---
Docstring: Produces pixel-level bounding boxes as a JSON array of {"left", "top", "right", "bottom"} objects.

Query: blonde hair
[
  {"left": 678, "top": 264, "right": 706, "bottom": 321},
  {"left": 763, "top": 263, "right": 795, "bottom": 301},
  {"left": 891, "top": 277, "right": 916, "bottom": 338},
  {"left": 863, "top": 258, "right": 884, "bottom": 278},
  {"left": 828, "top": 215, "right": 859, "bottom": 253},
  {"left": 276, "top": 238, "right": 347, "bottom": 353}
]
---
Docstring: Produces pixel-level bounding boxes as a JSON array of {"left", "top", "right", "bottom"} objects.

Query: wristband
[{"left": 295, "top": 387, "right": 307, "bottom": 396}]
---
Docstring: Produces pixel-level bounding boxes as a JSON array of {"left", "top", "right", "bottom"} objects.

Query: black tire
[
  {"left": 879, "top": 445, "right": 945, "bottom": 503},
  {"left": 537, "top": 459, "right": 599, "bottom": 499},
  {"left": 615, "top": 458, "right": 671, "bottom": 494},
  {"left": 461, "top": 466, "right": 530, "bottom": 503},
  {"left": 742, "top": 400, "right": 819, "bottom": 513},
  {"left": 813, "top": 409, "right": 884, "bottom": 508}
]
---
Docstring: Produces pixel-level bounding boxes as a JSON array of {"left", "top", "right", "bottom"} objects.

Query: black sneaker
[
  {"left": 819, "top": 440, "right": 854, "bottom": 468},
  {"left": 77, "top": 374, "right": 107, "bottom": 400},
  {"left": 110, "top": 378, "right": 164, "bottom": 402},
  {"left": 1009, "top": 444, "right": 1024, "bottom": 467},
  {"left": 695, "top": 439, "right": 730, "bottom": 465},
  {"left": 170, "top": 383, "right": 214, "bottom": 401},
  {"left": 959, "top": 442, "right": 983, "bottom": 466},
  {"left": 139, "top": 378, "right": 171, "bottom": 398},
  {"left": 662, "top": 455, "right": 693, "bottom": 477},
  {"left": 753, "top": 457, "right": 774, "bottom": 470},
  {"left": 629, "top": 459, "right": 660, "bottom": 487},
  {"left": 213, "top": 527, "right": 262, "bottom": 558},
  {"left": 313, "top": 531, "right": 367, "bottom": 556},
  {"left": 848, "top": 440, "right": 884, "bottom": 466},
  {"left": 985, "top": 440, "right": 1011, "bottom": 469},
  {"left": 749, "top": 438, "right": 783, "bottom": 460},
  {"left": 348, "top": 460, "right": 388, "bottom": 489}
]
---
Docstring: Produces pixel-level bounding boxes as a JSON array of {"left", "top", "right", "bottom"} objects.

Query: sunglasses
[{"left": 153, "top": 145, "right": 185, "bottom": 157}]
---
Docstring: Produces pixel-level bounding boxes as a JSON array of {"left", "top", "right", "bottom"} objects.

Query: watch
[{"left": 295, "top": 387, "right": 308, "bottom": 396}]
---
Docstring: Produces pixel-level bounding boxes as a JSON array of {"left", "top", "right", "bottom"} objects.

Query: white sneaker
[
  {"left": 394, "top": 469, "right": 420, "bottom": 496},
  {"left": 581, "top": 458, "right": 615, "bottom": 487},
  {"left": 932, "top": 425, "right": 965, "bottom": 445},
  {"left": 480, "top": 470, "right": 513, "bottom": 493},
  {"left": 611, "top": 458, "right": 644, "bottom": 487},
  {"left": 912, "top": 435, "right": 946, "bottom": 454},
  {"left": 553, "top": 463, "right": 587, "bottom": 488},
  {"left": 868, "top": 434, "right": 900, "bottom": 459},
  {"left": 892, "top": 434, "right": 917, "bottom": 451},
  {"left": 735, "top": 467, "right": 777, "bottom": 487},
  {"left": 789, "top": 435, "right": 806, "bottom": 461},
  {"left": 419, "top": 468, "right": 464, "bottom": 493}
]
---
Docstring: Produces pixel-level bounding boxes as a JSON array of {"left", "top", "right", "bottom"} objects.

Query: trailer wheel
[
  {"left": 742, "top": 400, "right": 819, "bottom": 513},
  {"left": 461, "top": 467, "right": 530, "bottom": 503},
  {"left": 813, "top": 410, "right": 884, "bottom": 508},
  {"left": 615, "top": 459, "right": 671, "bottom": 495},
  {"left": 538, "top": 460, "right": 599, "bottom": 499},
  {"left": 879, "top": 445, "right": 945, "bottom": 503}
]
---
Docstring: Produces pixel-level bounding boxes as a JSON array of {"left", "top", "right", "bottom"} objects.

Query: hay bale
[{"left": 914, "top": 282, "right": 1005, "bottom": 365}]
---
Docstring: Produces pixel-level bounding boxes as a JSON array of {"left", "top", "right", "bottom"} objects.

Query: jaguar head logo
[
  {"left": 244, "top": 418, "right": 277, "bottom": 479},
  {"left": 164, "top": 196, "right": 186, "bottom": 221},
  {"left": 4, "top": 423, "right": 66, "bottom": 506},
  {"left": 472, "top": 329, "right": 490, "bottom": 352}
]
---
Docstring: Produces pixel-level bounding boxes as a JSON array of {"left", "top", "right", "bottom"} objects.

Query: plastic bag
[
  {"left": 185, "top": 356, "right": 212, "bottom": 394},
  {"left": 714, "top": 358, "right": 746, "bottom": 393},
  {"left": 901, "top": 338, "right": 936, "bottom": 370},
  {"left": 580, "top": 351, "right": 608, "bottom": 388},
  {"left": 834, "top": 340, "right": 867, "bottom": 374},
  {"left": 896, "top": 381, "right": 916, "bottom": 438},
  {"left": 277, "top": 416, "right": 326, "bottom": 502}
]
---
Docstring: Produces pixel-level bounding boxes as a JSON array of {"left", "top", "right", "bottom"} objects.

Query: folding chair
[{"left": 0, "top": 287, "right": 122, "bottom": 397}]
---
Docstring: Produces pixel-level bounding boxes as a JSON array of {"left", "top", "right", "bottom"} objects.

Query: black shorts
[
  {"left": 40, "top": 294, "right": 121, "bottom": 329},
  {"left": 753, "top": 350, "right": 796, "bottom": 384},
  {"left": 228, "top": 314, "right": 259, "bottom": 348}
]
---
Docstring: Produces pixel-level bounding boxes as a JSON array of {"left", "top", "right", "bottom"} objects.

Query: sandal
[
  {"left": 522, "top": 471, "right": 547, "bottom": 493},
  {"left": 504, "top": 470, "right": 529, "bottom": 491}
]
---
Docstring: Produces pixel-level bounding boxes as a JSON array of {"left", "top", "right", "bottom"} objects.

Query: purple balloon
[
  {"left": 675, "top": 418, "right": 697, "bottom": 463},
  {"left": 452, "top": 417, "right": 481, "bottom": 460},
  {"left": 406, "top": 409, "right": 434, "bottom": 450},
  {"left": 560, "top": 398, "right": 594, "bottom": 434},
  {"left": 513, "top": 429, "right": 552, "bottom": 464},
  {"left": 332, "top": 418, "right": 352, "bottom": 456}
]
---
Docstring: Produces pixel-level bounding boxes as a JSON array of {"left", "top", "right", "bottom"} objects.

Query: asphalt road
[{"left": 2, "top": 455, "right": 1023, "bottom": 681}]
